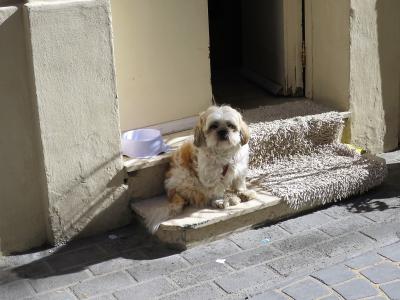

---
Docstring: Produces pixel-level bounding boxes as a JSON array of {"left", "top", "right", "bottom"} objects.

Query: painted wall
[
  {"left": 25, "top": 0, "right": 130, "bottom": 245},
  {"left": 241, "top": 0, "right": 285, "bottom": 88},
  {"left": 0, "top": 5, "right": 47, "bottom": 254},
  {"left": 308, "top": 0, "right": 400, "bottom": 152},
  {"left": 349, "top": 0, "right": 400, "bottom": 153},
  {"left": 111, "top": 0, "right": 212, "bottom": 132},
  {"left": 307, "top": 0, "right": 350, "bottom": 112}
]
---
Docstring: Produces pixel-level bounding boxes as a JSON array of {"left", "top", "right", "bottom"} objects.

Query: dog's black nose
[{"left": 217, "top": 129, "right": 229, "bottom": 140}]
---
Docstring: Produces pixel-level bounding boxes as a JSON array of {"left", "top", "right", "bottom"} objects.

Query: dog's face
[{"left": 194, "top": 106, "right": 249, "bottom": 150}]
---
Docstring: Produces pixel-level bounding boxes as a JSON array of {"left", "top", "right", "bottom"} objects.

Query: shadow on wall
[
  {"left": 0, "top": 4, "right": 130, "bottom": 254},
  {"left": 376, "top": 0, "right": 400, "bottom": 151},
  {"left": 0, "top": 5, "right": 48, "bottom": 254}
]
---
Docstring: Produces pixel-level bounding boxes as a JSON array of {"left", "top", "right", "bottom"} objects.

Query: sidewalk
[{"left": 0, "top": 151, "right": 399, "bottom": 300}]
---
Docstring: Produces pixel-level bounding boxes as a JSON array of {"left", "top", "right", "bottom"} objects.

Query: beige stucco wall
[
  {"left": 0, "top": 5, "right": 47, "bottom": 254},
  {"left": 307, "top": 0, "right": 400, "bottom": 151},
  {"left": 111, "top": 0, "right": 212, "bottom": 132},
  {"left": 1, "top": 0, "right": 132, "bottom": 254},
  {"left": 25, "top": 0, "right": 130, "bottom": 245},
  {"left": 307, "top": 0, "right": 350, "bottom": 112},
  {"left": 349, "top": 0, "right": 400, "bottom": 153}
]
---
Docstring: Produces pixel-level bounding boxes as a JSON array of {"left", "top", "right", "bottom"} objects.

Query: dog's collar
[{"left": 222, "top": 164, "right": 229, "bottom": 177}]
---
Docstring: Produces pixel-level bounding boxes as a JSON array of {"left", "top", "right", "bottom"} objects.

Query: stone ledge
[{"left": 131, "top": 188, "right": 323, "bottom": 250}]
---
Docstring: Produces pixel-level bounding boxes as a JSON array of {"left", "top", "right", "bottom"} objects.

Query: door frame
[
  {"left": 283, "top": 0, "right": 304, "bottom": 96},
  {"left": 240, "top": 0, "right": 304, "bottom": 97}
]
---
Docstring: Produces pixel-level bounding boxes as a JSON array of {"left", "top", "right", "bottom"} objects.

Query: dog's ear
[
  {"left": 193, "top": 113, "right": 206, "bottom": 147},
  {"left": 240, "top": 118, "right": 250, "bottom": 145}
]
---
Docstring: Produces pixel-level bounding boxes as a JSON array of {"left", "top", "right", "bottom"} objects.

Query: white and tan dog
[{"left": 146, "top": 106, "right": 256, "bottom": 233}]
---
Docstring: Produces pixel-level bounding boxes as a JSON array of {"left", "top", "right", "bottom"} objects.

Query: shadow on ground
[
  {"left": 0, "top": 219, "right": 180, "bottom": 283},
  {"left": 1, "top": 163, "right": 399, "bottom": 284}
]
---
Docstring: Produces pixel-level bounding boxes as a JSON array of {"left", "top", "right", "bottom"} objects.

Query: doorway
[{"left": 208, "top": 0, "right": 304, "bottom": 109}]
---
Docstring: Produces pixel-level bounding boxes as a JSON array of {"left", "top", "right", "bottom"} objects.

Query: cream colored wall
[
  {"left": 111, "top": 0, "right": 212, "bottom": 132},
  {"left": 26, "top": 0, "right": 129, "bottom": 245},
  {"left": 307, "top": 0, "right": 400, "bottom": 152},
  {"left": 306, "top": 0, "right": 350, "bottom": 112},
  {"left": 349, "top": 0, "right": 400, "bottom": 153},
  {"left": 0, "top": 5, "right": 47, "bottom": 254}
]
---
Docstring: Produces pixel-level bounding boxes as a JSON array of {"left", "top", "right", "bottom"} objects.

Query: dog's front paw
[
  {"left": 211, "top": 199, "right": 229, "bottom": 209},
  {"left": 225, "top": 193, "right": 241, "bottom": 206},
  {"left": 237, "top": 189, "right": 257, "bottom": 202}
]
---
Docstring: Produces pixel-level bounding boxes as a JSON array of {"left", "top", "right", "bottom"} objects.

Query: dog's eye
[
  {"left": 209, "top": 122, "right": 219, "bottom": 130},
  {"left": 227, "top": 123, "right": 237, "bottom": 130}
]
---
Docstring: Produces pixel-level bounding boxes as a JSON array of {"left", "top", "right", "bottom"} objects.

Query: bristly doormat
[{"left": 244, "top": 104, "right": 387, "bottom": 209}]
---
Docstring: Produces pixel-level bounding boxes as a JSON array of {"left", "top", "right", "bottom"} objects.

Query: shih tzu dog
[{"left": 146, "top": 105, "right": 256, "bottom": 233}]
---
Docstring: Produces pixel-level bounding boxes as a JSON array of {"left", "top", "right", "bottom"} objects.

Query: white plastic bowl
[{"left": 121, "top": 128, "right": 168, "bottom": 158}]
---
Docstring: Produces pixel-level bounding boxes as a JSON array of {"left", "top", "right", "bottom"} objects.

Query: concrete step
[
  {"left": 124, "top": 130, "right": 192, "bottom": 200},
  {"left": 131, "top": 186, "right": 323, "bottom": 250}
]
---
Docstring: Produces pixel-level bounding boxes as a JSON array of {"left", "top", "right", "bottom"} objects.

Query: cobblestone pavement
[{"left": 0, "top": 151, "right": 399, "bottom": 300}]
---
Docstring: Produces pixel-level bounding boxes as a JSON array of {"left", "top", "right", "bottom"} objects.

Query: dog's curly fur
[{"left": 146, "top": 106, "right": 256, "bottom": 233}]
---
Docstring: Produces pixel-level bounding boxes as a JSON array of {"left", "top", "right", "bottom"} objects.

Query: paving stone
[
  {"left": 251, "top": 290, "right": 289, "bottom": 300},
  {"left": 316, "top": 232, "right": 376, "bottom": 258},
  {"left": 0, "top": 249, "right": 53, "bottom": 268},
  {"left": 378, "top": 242, "right": 400, "bottom": 262},
  {"left": 114, "top": 277, "right": 175, "bottom": 300},
  {"left": 319, "top": 295, "right": 342, "bottom": 300},
  {"left": 25, "top": 289, "right": 77, "bottom": 300},
  {"left": 71, "top": 271, "right": 135, "bottom": 298},
  {"left": 215, "top": 265, "right": 279, "bottom": 294},
  {"left": 88, "top": 250, "right": 146, "bottom": 275},
  {"left": 181, "top": 239, "right": 241, "bottom": 265},
  {"left": 85, "top": 295, "right": 115, "bottom": 300},
  {"left": 313, "top": 265, "right": 356, "bottom": 285},
  {"left": 359, "top": 199, "right": 400, "bottom": 223},
  {"left": 380, "top": 280, "right": 400, "bottom": 300},
  {"left": 0, "top": 269, "right": 20, "bottom": 285},
  {"left": 29, "top": 269, "right": 90, "bottom": 293},
  {"left": 322, "top": 204, "right": 354, "bottom": 219},
  {"left": 333, "top": 278, "right": 379, "bottom": 300},
  {"left": 127, "top": 255, "right": 189, "bottom": 282},
  {"left": 46, "top": 245, "right": 107, "bottom": 272},
  {"left": 360, "top": 262, "right": 400, "bottom": 284},
  {"left": 344, "top": 187, "right": 400, "bottom": 215},
  {"left": 169, "top": 261, "right": 230, "bottom": 287},
  {"left": 319, "top": 215, "right": 372, "bottom": 237},
  {"left": 138, "top": 244, "right": 181, "bottom": 259},
  {"left": 282, "top": 278, "right": 330, "bottom": 300},
  {"left": 229, "top": 225, "right": 291, "bottom": 250},
  {"left": 268, "top": 247, "right": 327, "bottom": 277},
  {"left": 279, "top": 212, "right": 334, "bottom": 234},
  {"left": 272, "top": 229, "right": 329, "bottom": 253},
  {"left": 360, "top": 221, "right": 400, "bottom": 244},
  {"left": 13, "top": 261, "right": 53, "bottom": 280},
  {"left": 345, "top": 252, "right": 384, "bottom": 269},
  {"left": 97, "top": 231, "right": 148, "bottom": 256},
  {"left": 160, "top": 283, "right": 225, "bottom": 300},
  {"left": 225, "top": 245, "right": 283, "bottom": 270},
  {"left": 0, "top": 280, "right": 35, "bottom": 299}
]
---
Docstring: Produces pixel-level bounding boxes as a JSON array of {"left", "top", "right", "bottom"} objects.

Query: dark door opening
[{"left": 208, "top": 0, "right": 304, "bottom": 109}]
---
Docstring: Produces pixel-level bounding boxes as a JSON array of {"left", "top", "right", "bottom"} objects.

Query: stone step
[{"left": 131, "top": 187, "right": 322, "bottom": 250}]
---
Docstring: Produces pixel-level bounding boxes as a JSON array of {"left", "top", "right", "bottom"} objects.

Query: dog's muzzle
[{"left": 217, "top": 129, "right": 229, "bottom": 141}]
